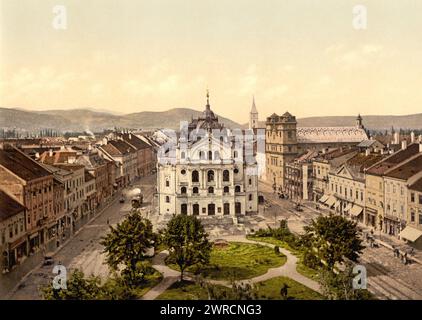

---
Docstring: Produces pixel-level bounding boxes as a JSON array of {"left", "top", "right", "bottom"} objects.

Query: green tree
[
  {"left": 41, "top": 269, "right": 101, "bottom": 300},
  {"left": 302, "top": 214, "right": 364, "bottom": 270},
  {"left": 163, "top": 215, "right": 211, "bottom": 281},
  {"left": 101, "top": 210, "right": 155, "bottom": 286},
  {"left": 319, "top": 262, "right": 374, "bottom": 300}
]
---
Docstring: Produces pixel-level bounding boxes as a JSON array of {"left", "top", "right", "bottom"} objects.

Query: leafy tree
[
  {"left": 302, "top": 214, "right": 364, "bottom": 270},
  {"left": 163, "top": 215, "right": 211, "bottom": 281},
  {"left": 101, "top": 210, "right": 155, "bottom": 286},
  {"left": 41, "top": 269, "right": 102, "bottom": 300},
  {"left": 319, "top": 262, "right": 374, "bottom": 300}
]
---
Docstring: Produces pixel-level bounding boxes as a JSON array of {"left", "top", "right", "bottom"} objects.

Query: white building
[{"left": 157, "top": 93, "right": 258, "bottom": 216}]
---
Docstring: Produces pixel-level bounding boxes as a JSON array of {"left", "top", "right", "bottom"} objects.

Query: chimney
[
  {"left": 365, "top": 149, "right": 370, "bottom": 156},
  {"left": 129, "top": 133, "right": 132, "bottom": 140},
  {"left": 49, "top": 149, "right": 53, "bottom": 157},
  {"left": 410, "top": 131, "right": 415, "bottom": 143},
  {"left": 394, "top": 132, "right": 400, "bottom": 144},
  {"left": 35, "top": 152, "right": 40, "bottom": 159},
  {"left": 401, "top": 140, "right": 407, "bottom": 150},
  {"left": 102, "top": 137, "right": 108, "bottom": 145},
  {"left": 380, "top": 149, "right": 384, "bottom": 155}
]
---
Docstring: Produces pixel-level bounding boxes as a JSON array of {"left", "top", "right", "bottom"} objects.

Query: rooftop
[
  {"left": 385, "top": 153, "right": 422, "bottom": 180},
  {"left": 0, "top": 190, "right": 25, "bottom": 222},
  {"left": 409, "top": 176, "right": 422, "bottom": 192},
  {"left": 366, "top": 143, "right": 420, "bottom": 176},
  {"left": 297, "top": 127, "right": 368, "bottom": 144},
  {"left": 0, "top": 146, "right": 51, "bottom": 181}
]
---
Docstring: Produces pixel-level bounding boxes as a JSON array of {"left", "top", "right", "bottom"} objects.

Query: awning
[
  {"left": 350, "top": 205, "right": 363, "bottom": 217},
  {"left": 325, "top": 196, "right": 336, "bottom": 208},
  {"left": 319, "top": 195, "right": 329, "bottom": 203},
  {"left": 344, "top": 203, "right": 353, "bottom": 213},
  {"left": 399, "top": 226, "right": 422, "bottom": 242}
]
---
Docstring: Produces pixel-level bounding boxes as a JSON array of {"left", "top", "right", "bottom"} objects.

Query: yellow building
[{"left": 403, "top": 177, "right": 422, "bottom": 248}]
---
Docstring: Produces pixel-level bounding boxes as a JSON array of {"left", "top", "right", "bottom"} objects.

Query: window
[
  {"left": 208, "top": 187, "right": 214, "bottom": 194},
  {"left": 223, "top": 186, "right": 229, "bottom": 193},
  {"left": 419, "top": 194, "right": 422, "bottom": 205},
  {"left": 234, "top": 168, "right": 239, "bottom": 174},
  {"left": 199, "top": 151, "right": 205, "bottom": 160},
  {"left": 411, "top": 193, "right": 415, "bottom": 202},
  {"left": 411, "top": 211, "right": 415, "bottom": 222},
  {"left": 181, "top": 204, "right": 187, "bottom": 215},
  {"left": 235, "top": 202, "right": 241, "bottom": 214},
  {"left": 419, "top": 213, "right": 422, "bottom": 225},
  {"left": 214, "top": 151, "right": 220, "bottom": 160},
  {"left": 181, "top": 152, "right": 185, "bottom": 159},
  {"left": 249, "top": 194, "right": 253, "bottom": 201},
  {"left": 249, "top": 178, "right": 252, "bottom": 185},
  {"left": 193, "top": 204, "right": 199, "bottom": 215},
  {"left": 181, "top": 169, "right": 186, "bottom": 175},
  {"left": 207, "top": 170, "right": 214, "bottom": 182},
  {"left": 165, "top": 180, "right": 169, "bottom": 187},
  {"left": 208, "top": 150, "right": 212, "bottom": 160},
  {"left": 193, "top": 187, "right": 199, "bottom": 194},
  {"left": 235, "top": 185, "right": 241, "bottom": 193},
  {"left": 181, "top": 187, "right": 187, "bottom": 194},
  {"left": 224, "top": 203, "right": 230, "bottom": 215},
  {"left": 208, "top": 204, "right": 215, "bottom": 215},
  {"left": 192, "top": 170, "right": 199, "bottom": 183},
  {"left": 356, "top": 190, "right": 359, "bottom": 200},
  {"left": 223, "top": 170, "right": 230, "bottom": 182},
  {"left": 165, "top": 196, "right": 170, "bottom": 203}
]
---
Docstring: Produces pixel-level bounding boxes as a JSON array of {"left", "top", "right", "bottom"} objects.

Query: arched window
[
  {"left": 192, "top": 170, "right": 199, "bottom": 182},
  {"left": 214, "top": 151, "right": 220, "bottom": 160},
  {"left": 199, "top": 151, "right": 205, "bottom": 160},
  {"left": 223, "top": 170, "right": 230, "bottom": 182},
  {"left": 165, "top": 196, "right": 170, "bottom": 203},
  {"left": 248, "top": 194, "right": 253, "bottom": 201},
  {"left": 181, "top": 187, "right": 187, "bottom": 194},
  {"left": 208, "top": 150, "right": 212, "bottom": 160},
  {"left": 207, "top": 170, "right": 214, "bottom": 182},
  {"left": 208, "top": 187, "right": 214, "bottom": 194},
  {"left": 223, "top": 186, "right": 229, "bottom": 193},
  {"left": 235, "top": 185, "right": 241, "bottom": 193},
  {"left": 193, "top": 187, "right": 199, "bottom": 194},
  {"left": 193, "top": 204, "right": 199, "bottom": 215}
]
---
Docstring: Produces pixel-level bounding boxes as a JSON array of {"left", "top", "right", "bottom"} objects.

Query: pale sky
[{"left": 1, "top": 0, "right": 422, "bottom": 123}]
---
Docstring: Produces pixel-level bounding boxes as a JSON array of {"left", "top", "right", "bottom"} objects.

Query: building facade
[{"left": 158, "top": 93, "right": 258, "bottom": 216}]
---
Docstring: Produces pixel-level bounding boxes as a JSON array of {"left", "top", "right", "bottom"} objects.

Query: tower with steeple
[
  {"left": 356, "top": 114, "right": 364, "bottom": 129},
  {"left": 249, "top": 96, "right": 259, "bottom": 129}
]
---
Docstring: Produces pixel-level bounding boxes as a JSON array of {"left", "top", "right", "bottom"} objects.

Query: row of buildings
[
  {"left": 0, "top": 132, "right": 156, "bottom": 273},
  {"left": 258, "top": 107, "right": 422, "bottom": 249}
]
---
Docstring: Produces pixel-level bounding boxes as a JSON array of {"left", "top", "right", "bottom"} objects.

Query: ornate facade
[{"left": 157, "top": 93, "right": 258, "bottom": 216}]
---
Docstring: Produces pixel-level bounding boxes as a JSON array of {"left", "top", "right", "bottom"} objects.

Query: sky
[{"left": 1, "top": 0, "right": 422, "bottom": 123}]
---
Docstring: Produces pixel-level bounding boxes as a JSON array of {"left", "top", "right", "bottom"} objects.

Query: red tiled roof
[{"left": 0, "top": 189, "right": 25, "bottom": 222}]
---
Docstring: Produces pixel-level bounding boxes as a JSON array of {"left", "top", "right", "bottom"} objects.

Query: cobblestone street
[{"left": 8, "top": 174, "right": 157, "bottom": 300}]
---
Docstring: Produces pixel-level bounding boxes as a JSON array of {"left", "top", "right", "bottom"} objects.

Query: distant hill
[
  {"left": 0, "top": 107, "right": 241, "bottom": 132},
  {"left": 251, "top": 114, "right": 422, "bottom": 131}
]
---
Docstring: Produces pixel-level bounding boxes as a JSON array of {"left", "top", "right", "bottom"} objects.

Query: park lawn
[
  {"left": 156, "top": 280, "right": 229, "bottom": 300},
  {"left": 255, "top": 276, "right": 324, "bottom": 300},
  {"left": 168, "top": 242, "right": 286, "bottom": 281},
  {"left": 136, "top": 269, "right": 163, "bottom": 297},
  {"left": 157, "top": 277, "right": 323, "bottom": 300},
  {"left": 246, "top": 235, "right": 300, "bottom": 254},
  {"left": 247, "top": 235, "right": 320, "bottom": 281}
]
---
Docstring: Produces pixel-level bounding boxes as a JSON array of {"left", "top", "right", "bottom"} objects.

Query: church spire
[{"left": 206, "top": 88, "right": 210, "bottom": 111}]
